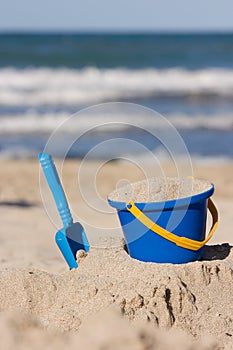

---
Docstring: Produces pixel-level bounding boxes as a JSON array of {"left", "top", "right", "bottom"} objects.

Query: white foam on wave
[
  {"left": 1, "top": 67, "right": 233, "bottom": 107},
  {"left": 167, "top": 114, "right": 233, "bottom": 131},
  {"left": 0, "top": 113, "right": 69, "bottom": 134},
  {"left": 0, "top": 143, "right": 232, "bottom": 164},
  {"left": 0, "top": 147, "right": 35, "bottom": 159},
  {"left": 0, "top": 112, "right": 232, "bottom": 134}
]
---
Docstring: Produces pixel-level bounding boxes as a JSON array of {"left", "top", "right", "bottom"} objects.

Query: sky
[{"left": 0, "top": 0, "right": 233, "bottom": 32}]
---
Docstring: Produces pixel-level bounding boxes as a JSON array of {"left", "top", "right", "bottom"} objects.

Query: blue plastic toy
[
  {"left": 39, "top": 153, "right": 89, "bottom": 269},
  {"left": 108, "top": 183, "right": 218, "bottom": 264}
]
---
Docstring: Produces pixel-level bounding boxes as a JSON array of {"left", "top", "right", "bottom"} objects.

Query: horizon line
[{"left": 0, "top": 28, "right": 233, "bottom": 35}]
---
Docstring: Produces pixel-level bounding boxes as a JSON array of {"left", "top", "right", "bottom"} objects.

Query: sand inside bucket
[{"left": 108, "top": 177, "right": 212, "bottom": 203}]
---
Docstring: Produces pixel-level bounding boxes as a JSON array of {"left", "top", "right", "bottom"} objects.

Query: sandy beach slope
[{"left": 0, "top": 159, "right": 233, "bottom": 349}]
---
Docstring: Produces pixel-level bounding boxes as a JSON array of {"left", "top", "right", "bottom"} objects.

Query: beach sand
[{"left": 0, "top": 159, "right": 233, "bottom": 349}]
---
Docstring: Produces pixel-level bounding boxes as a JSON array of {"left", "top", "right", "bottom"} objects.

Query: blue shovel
[{"left": 39, "top": 153, "right": 89, "bottom": 269}]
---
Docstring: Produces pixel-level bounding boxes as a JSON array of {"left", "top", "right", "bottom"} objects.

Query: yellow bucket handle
[{"left": 126, "top": 198, "right": 218, "bottom": 251}]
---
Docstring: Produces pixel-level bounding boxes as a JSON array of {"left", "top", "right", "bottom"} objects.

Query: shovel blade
[
  {"left": 66, "top": 222, "right": 90, "bottom": 256},
  {"left": 55, "top": 222, "right": 89, "bottom": 269},
  {"left": 55, "top": 230, "right": 78, "bottom": 269}
]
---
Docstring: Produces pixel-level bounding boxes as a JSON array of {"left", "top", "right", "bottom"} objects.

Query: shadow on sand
[
  {"left": 202, "top": 243, "right": 232, "bottom": 261},
  {"left": 0, "top": 200, "right": 38, "bottom": 208}
]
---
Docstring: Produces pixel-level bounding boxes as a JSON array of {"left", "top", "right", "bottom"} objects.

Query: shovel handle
[{"left": 39, "top": 153, "right": 73, "bottom": 229}]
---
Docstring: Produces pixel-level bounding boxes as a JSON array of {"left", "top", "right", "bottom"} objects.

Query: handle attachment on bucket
[{"left": 126, "top": 198, "right": 218, "bottom": 251}]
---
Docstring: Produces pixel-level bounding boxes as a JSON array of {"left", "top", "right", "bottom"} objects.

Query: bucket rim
[{"left": 108, "top": 183, "right": 214, "bottom": 211}]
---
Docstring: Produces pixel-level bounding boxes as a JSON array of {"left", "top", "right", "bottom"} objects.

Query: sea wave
[
  {"left": 0, "top": 144, "right": 232, "bottom": 163},
  {"left": 0, "top": 67, "right": 233, "bottom": 107},
  {"left": 0, "top": 112, "right": 232, "bottom": 134}
]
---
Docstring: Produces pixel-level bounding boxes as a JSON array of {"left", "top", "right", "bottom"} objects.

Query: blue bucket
[{"left": 108, "top": 180, "right": 218, "bottom": 264}]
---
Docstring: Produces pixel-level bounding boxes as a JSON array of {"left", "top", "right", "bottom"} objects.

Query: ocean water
[{"left": 0, "top": 33, "right": 233, "bottom": 160}]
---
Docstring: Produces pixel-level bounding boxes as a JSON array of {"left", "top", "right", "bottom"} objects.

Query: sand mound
[
  {"left": 108, "top": 177, "right": 212, "bottom": 202},
  {"left": 0, "top": 309, "right": 219, "bottom": 350},
  {"left": 0, "top": 244, "right": 232, "bottom": 349},
  {"left": 0, "top": 311, "right": 68, "bottom": 350}
]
